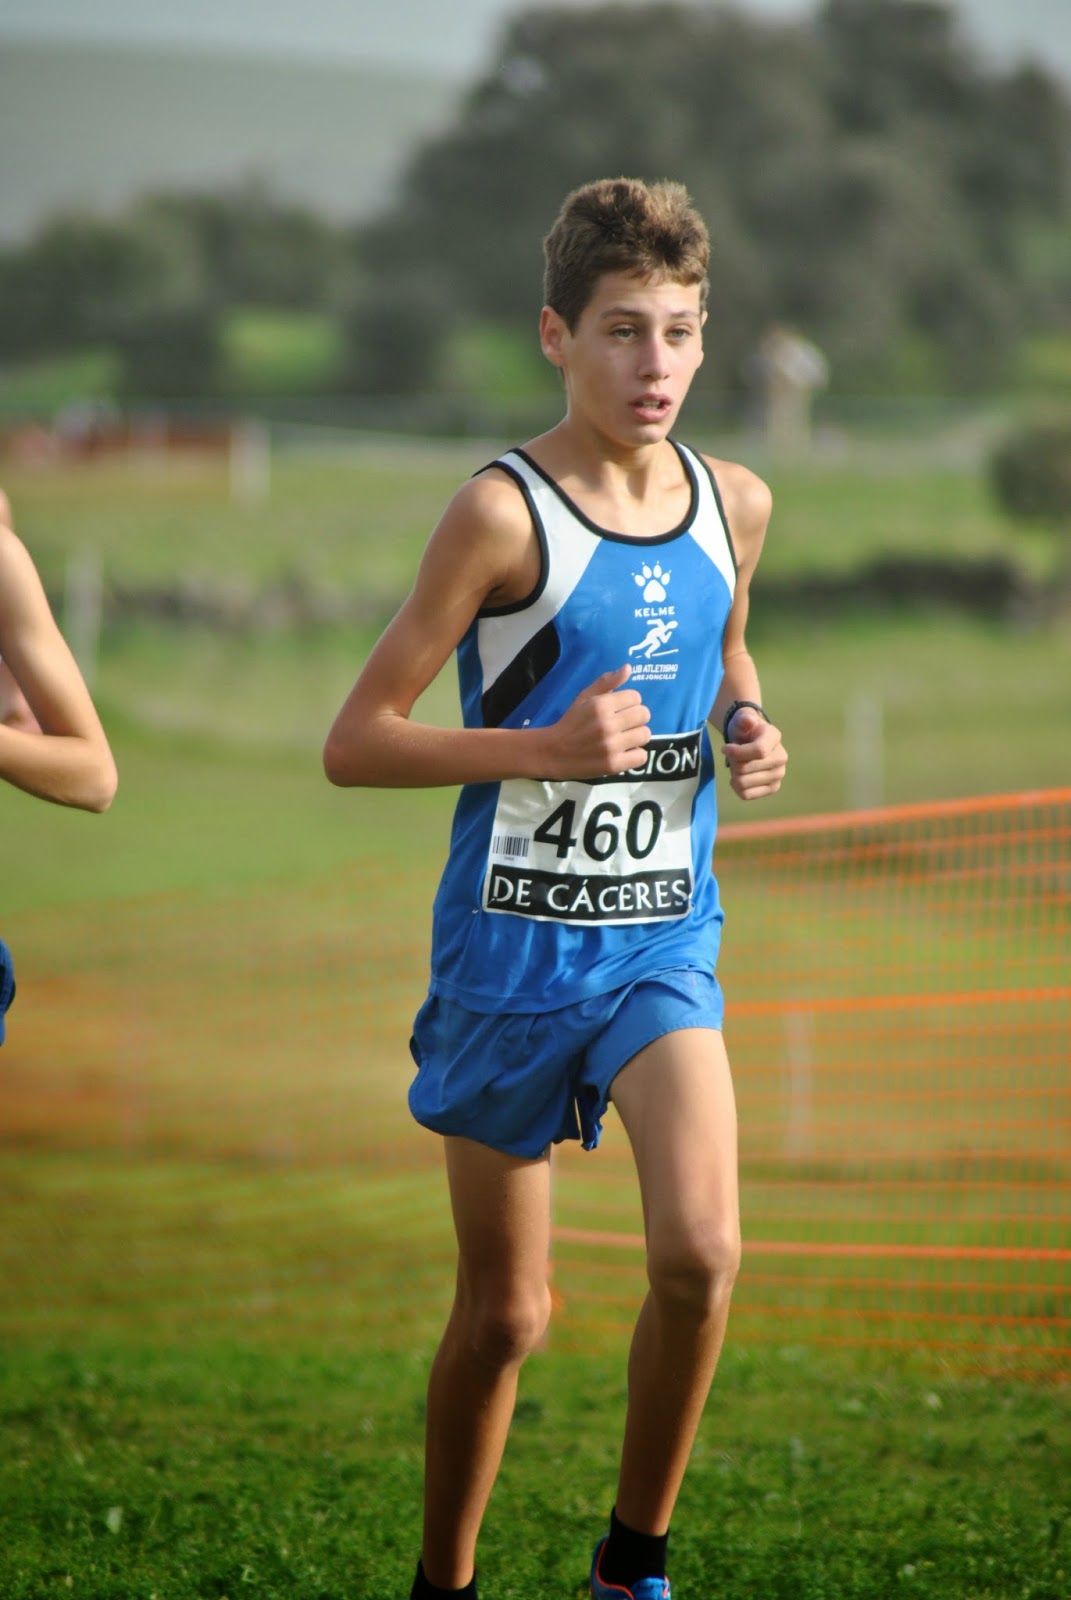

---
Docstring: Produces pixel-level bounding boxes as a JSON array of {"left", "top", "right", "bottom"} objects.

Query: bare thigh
[
  {"left": 610, "top": 1028, "right": 740, "bottom": 1270},
  {"left": 443, "top": 1135, "right": 554, "bottom": 1346}
]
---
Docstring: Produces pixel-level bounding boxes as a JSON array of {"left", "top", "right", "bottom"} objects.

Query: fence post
[
  {"left": 846, "top": 688, "right": 883, "bottom": 809},
  {"left": 63, "top": 549, "right": 103, "bottom": 690},
  {"left": 230, "top": 419, "right": 271, "bottom": 506}
]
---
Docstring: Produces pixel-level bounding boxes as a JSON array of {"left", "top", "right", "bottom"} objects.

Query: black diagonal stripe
[{"left": 481, "top": 619, "right": 561, "bottom": 728}]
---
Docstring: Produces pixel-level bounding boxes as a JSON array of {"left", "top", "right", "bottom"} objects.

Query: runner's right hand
[{"left": 539, "top": 665, "right": 651, "bottom": 780}]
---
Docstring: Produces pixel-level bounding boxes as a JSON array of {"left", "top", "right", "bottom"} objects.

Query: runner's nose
[{"left": 638, "top": 336, "right": 670, "bottom": 379}]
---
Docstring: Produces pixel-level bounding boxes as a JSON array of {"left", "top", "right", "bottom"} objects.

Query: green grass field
[
  {"left": 1, "top": 1310, "right": 1066, "bottom": 1600},
  {"left": 0, "top": 437, "right": 1068, "bottom": 1597}
]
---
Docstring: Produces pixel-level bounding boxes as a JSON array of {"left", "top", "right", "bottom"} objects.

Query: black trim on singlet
[
  {"left": 690, "top": 447, "right": 739, "bottom": 573},
  {"left": 472, "top": 459, "right": 550, "bottom": 618},
  {"left": 511, "top": 442, "right": 699, "bottom": 546},
  {"left": 481, "top": 619, "right": 562, "bottom": 729}
]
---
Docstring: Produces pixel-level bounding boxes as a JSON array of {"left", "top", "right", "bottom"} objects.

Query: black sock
[
  {"left": 600, "top": 1506, "right": 669, "bottom": 1585},
  {"left": 410, "top": 1558, "right": 477, "bottom": 1599}
]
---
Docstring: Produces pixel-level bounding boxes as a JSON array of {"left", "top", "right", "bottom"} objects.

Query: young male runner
[
  {"left": 0, "top": 487, "right": 118, "bottom": 1039},
  {"left": 324, "top": 177, "right": 787, "bottom": 1600}
]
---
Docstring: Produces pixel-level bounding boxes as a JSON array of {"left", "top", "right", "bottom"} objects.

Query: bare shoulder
[
  {"left": 420, "top": 464, "right": 536, "bottom": 605},
  {"left": 455, "top": 464, "right": 531, "bottom": 529},
  {"left": 0, "top": 521, "right": 42, "bottom": 609},
  {"left": 0, "top": 518, "right": 25, "bottom": 564},
  {"left": 701, "top": 455, "right": 773, "bottom": 570}
]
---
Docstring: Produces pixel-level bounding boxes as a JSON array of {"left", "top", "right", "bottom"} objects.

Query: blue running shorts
[
  {"left": 409, "top": 966, "right": 724, "bottom": 1159},
  {"left": 0, "top": 938, "right": 15, "bottom": 1045}
]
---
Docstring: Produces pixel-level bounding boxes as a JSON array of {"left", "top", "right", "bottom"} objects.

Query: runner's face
[{"left": 541, "top": 271, "right": 705, "bottom": 445}]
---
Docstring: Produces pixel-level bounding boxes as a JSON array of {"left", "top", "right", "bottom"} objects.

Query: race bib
[{"left": 483, "top": 730, "right": 703, "bottom": 925}]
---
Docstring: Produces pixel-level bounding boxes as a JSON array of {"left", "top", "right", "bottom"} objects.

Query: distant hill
[{"left": 0, "top": 39, "right": 462, "bottom": 242}]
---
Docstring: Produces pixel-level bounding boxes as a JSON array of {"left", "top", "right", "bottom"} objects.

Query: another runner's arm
[
  {"left": 0, "top": 658, "right": 40, "bottom": 732},
  {"left": 706, "top": 461, "right": 787, "bottom": 802},
  {"left": 0, "top": 519, "right": 117, "bottom": 810},
  {"left": 323, "top": 474, "right": 651, "bottom": 789}
]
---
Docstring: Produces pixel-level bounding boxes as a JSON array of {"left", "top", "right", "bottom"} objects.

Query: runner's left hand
[{"left": 722, "top": 707, "right": 787, "bottom": 801}]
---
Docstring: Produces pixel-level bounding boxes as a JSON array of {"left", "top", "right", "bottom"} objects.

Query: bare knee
[
  {"left": 647, "top": 1220, "right": 741, "bottom": 1319},
  {"left": 456, "top": 1280, "right": 553, "bottom": 1369}
]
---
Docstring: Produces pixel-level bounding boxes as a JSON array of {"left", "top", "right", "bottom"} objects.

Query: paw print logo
[{"left": 634, "top": 561, "right": 671, "bottom": 603}]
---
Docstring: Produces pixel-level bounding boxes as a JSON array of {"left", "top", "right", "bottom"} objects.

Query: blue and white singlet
[{"left": 428, "top": 441, "right": 738, "bottom": 1012}]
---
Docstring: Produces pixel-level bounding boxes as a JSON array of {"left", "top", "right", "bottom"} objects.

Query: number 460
[{"left": 533, "top": 798, "right": 662, "bottom": 862}]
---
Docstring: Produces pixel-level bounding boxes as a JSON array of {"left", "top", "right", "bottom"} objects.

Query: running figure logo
[{"left": 629, "top": 617, "right": 679, "bottom": 659}]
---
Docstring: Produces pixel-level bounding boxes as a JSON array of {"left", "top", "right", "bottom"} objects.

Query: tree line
[
  {"left": 0, "top": 183, "right": 350, "bottom": 400},
  {"left": 1, "top": 0, "right": 1068, "bottom": 404}
]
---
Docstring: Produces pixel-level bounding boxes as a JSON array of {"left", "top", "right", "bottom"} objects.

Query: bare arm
[
  {"left": 0, "top": 658, "right": 40, "bottom": 733},
  {"left": 706, "top": 461, "right": 787, "bottom": 802},
  {"left": 323, "top": 474, "right": 652, "bottom": 789},
  {"left": 0, "top": 508, "right": 117, "bottom": 812}
]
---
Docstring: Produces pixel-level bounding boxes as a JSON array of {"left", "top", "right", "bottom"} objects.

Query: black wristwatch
[{"left": 722, "top": 700, "right": 768, "bottom": 741}]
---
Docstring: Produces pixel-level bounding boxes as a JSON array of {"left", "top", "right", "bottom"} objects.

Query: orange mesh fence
[
  {"left": 0, "top": 860, "right": 460, "bottom": 1350},
  {"left": 1, "top": 788, "right": 1068, "bottom": 1373},
  {"left": 550, "top": 788, "right": 1071, "bottom": 1378}
]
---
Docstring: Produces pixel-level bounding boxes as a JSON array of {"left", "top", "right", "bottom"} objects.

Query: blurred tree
[
  {"left": 990, "top": 417, "right": 1071, "bottom": 608},
  {"left": 0, "top": 214, "right": 147, "bottom": 360},
  {"left": 104, "top": 197, "right": 222, "bottom": 400},
  {"left": 138, "top": 181, "right": 349, "bottom": 309},
  {"left": 351, "top": 0, "right": 1071, "bottom": 400},
  {"left": 1, "top": 2, "right": 1068, "bottom": 408},
  {"left": 111, "top": 303, "right": 223, "bottom": 401},
  {"left": 817, "top": 0, "right": 1070, "bottom": 388},
  {"left": 990, "top": 420, "right": 1071, "bottom": 536},
  {"left": 0, "top": 182, "right": 347, "bottom": 396},
  {"left": 339, "top": 274, "right": 449, "bottom": 399},
  {"left": 818, "top": 0, "right": 980, "bottom": 135}
]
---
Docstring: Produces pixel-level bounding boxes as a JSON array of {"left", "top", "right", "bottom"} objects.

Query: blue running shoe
[{"left": 591, "top": 1537, "right": 671, "bottom": 1599}]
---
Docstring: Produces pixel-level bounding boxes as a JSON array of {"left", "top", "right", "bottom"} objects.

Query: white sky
[{"left": 0, "top": 0, "right": 1067, "bottom": 80}]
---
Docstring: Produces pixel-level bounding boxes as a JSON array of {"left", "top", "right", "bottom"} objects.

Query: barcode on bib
[{"left": 491, "top": 833, "right": 530, "bottom": 859}]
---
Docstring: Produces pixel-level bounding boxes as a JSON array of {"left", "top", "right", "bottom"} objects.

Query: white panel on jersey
[
  {"left": 676, "top": 445, "right": 736, "bottom": 600},
  {"left": 476, "top": 451, "right": 602, "bottom": 696}
]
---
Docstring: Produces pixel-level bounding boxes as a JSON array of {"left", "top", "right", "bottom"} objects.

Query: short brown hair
[{"left": 543, "top": 177, "right": 710, "bottom": 330}]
